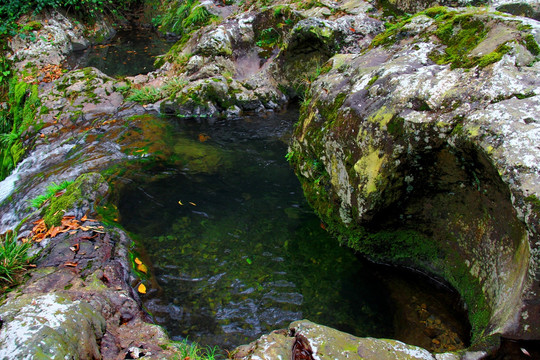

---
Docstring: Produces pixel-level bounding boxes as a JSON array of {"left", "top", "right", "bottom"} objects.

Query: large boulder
[{"left": 289, "top": 6, "right": 540, "bottom": 345}]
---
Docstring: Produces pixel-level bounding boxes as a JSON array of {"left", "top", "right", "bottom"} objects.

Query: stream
[
  {"left": 61, "top": 29, "right": 472, "bottom": 353},
  {"left": 114, "top": 110, "right": 470, "bottom": 351}
]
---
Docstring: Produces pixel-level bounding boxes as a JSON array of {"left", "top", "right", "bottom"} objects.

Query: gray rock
[
  {"left": 290, "top": 6, "right": 540, "bottom": 342},
  {"left": 0, "top": 293, "right": 105, "bottom": 359}
]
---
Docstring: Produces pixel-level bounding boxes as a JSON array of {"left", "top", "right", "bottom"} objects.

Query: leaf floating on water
[
  {"left": 178, "top": 200, "right": 184, "bottom": 205},
  {"left": 189, "top": 202, "right": 196, "bottom": 206},
  {"left": 137, "top": 263, "right": 148, "bottom": 274},
  {"left": 138, "top": 283, "right": 147, "bottom": 294},
  {"left": 134, "top": 257, "right": 143, "bottom": 265},
  {"left": 198, "top": 133, "right": 210, "bottom": 142}
]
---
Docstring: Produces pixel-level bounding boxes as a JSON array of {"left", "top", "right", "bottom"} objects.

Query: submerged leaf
[
  {"left": 137, "top": 263, "right": 148, "bottom": 274},
  {"left": 138, "top": 283, "right": 147, "bottom": 294}
]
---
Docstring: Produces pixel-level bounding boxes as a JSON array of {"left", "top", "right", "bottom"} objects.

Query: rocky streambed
[{"left": 0, "top": 0, "right": 540, "bottom": 359}]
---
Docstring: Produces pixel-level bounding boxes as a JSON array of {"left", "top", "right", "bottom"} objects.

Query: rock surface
[
  {"left": 289, "top": 5, "right": 540, "bottom": 344},
  {"left": 8, "top": 10, "right": 115, "bottom": 73},
  {"left": 234, "top": 320, "right": 464, "bottom": 360}
]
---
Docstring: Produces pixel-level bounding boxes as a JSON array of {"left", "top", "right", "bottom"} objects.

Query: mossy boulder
[
  {"left": 290, "top": 6, "right": 540, "bottom": 345},
  {"left": 234, "top": 320, "right": 462, "bottom": 360},
  {"left": 0, "top": 293, "right": 105, "bottom": 359}
]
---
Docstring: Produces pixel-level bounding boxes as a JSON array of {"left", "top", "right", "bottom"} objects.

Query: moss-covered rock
[
  {"left": 290, "top": 5, "right": 540, "bottom": 345},
  {"left": 0, "top": 293, "right": 105, "bottom": 359},
  {"left": 235, "top": 320, "right": 468, "bottom": 360}
]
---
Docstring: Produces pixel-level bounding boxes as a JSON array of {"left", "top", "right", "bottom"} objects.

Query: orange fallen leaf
[
  {"left": 137, "top": 283, "right": 147, "bottom": 294},
  {"left": 198, "top": 133, "right": 210, "bottom": 142},
  {"left": 69, "top": 244, "right": 79, "bottom": 252},
  {"left": 137, "top": 263, "right": 148, "bottom": 274},
  {"left": 134, "top": 257, "right": 143, "bottom": 265},
  {"left": 64, "top": 261, "right": 78, "bottom": 267}
]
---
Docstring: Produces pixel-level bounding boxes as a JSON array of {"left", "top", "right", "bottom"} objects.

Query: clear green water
[
  {"left": 116, "top": 111, "right": 469, "bottom": 350},
  {"left": 65, "top": 30, "right": 172, "bottom": 76}
]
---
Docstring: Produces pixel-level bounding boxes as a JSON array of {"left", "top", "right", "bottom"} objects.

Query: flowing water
[
  {"left": 65, "top": 29, "right": 172, "bottom": 76},
  {"left": 115, "top": 110, "right": 470, "bottom": 351}
]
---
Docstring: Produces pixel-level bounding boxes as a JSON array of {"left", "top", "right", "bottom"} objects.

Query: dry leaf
[
  {"left": 134, "top": 257, "right": 143, "bottom": 265},
  {"left": 69, "top": 244, "right": 80, "bottom": 252},
  {"left": 64, "top": 261, "right": 78, "bottom": 267}
]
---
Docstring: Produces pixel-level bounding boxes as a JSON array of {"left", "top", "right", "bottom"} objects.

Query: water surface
[
  {"left": 116, "top": 111, "right": 469, "bottom": 351},
  {"left": 65, "top": 30, "right": 172, "bottom": 76}
]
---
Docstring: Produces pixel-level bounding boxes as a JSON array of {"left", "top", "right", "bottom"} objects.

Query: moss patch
[{"left": 43, "top": 173, "right": 106, "bottom": 227}]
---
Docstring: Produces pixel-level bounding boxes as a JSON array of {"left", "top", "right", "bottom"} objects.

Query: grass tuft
[
  {"left": 172, "top": 339, "right": 219, "bottom": 360},
  {"left": 0, "top": 230, "right": 31, "bottom": 286},
  {"left": 29, "top": 180, "right": 73, "bottom": 209}
]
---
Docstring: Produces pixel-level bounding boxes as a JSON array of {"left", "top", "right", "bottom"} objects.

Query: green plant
[
  {"left": 0, "top": 230, "right": 32, "bottom": 285},
  {"left": 29, "top": 180, "right": 74, "bottom": 209},
  {"left": 256, "top": 27, "right": 279, "bottom": 48},
  {"left": 172, "top": 339, "right": 219, "bottom": 360},
  {"left": 127, "top": 86, "right": 164, "bottom": 103}
]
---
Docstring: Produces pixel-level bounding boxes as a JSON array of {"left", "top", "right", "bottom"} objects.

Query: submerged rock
[{"left": 289, "top": 5, "right": 540, "bottom": 345}]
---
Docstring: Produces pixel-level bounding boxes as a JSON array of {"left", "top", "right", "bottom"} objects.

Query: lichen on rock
[{"left": 290, "top": 4, "right": 540, "bottom": 346}]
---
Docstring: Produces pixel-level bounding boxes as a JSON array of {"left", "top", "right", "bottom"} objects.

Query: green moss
[
  {"left": 366, "top": 75, "right": 379, "bottom": 88},
  {"left": 525, "top": 194, "right": 540, "bottom": 213},
  {"left": 321, "top": 92, "right": 346, "bottom": 125},
  {"left": 387, "top": 116, "right": 405, "bottom": 137},
  {"left": 371, "top": 7, "right": 513, "bottom": 69},
  {"left": 523, "top": 34, "right": 540, "bottom": 56},
  {"left": 0, "top": 79, "right": 40, "bottom": 180},
  {"left": 430, "top": 14, "right": 488, "bottom": 68},
  {"left": 443, "top": 259, "right": 492, "bottom": 344},
  {"left": 42, "top": 173, "right": 103, "bottom": 227},
  {"left": 477, "top": 44, "right": 511, "bottom": 68}
]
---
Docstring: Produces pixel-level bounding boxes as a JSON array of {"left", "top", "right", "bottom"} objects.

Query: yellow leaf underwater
[
  {"left": 137, "top": 283, "right": 147, "bottom": 294},
  {"left": 137, "top": 263, "right": 148, "bottom": 274}
]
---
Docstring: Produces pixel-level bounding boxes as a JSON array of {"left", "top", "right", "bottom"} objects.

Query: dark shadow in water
[
  {"left": 65, "top": 30, "right": 173, "bottom": 76},
  {"left": 115, "top": 110, "right": 470, "bottom": 351}
]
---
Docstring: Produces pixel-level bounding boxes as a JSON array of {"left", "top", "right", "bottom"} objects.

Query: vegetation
[
  {"left": 29, "top": 180, "right": 74, "bottom": 209},
  {"left": 156, "top": 0, "right": 217, "bottom": 35},
  {"left": 171, "top": 339, "right": 220, "bottom": 360},
  {"left": 0, "top": 79, "right": 41, "bottom": 181},
  {"left": 0, "top": 230, "right": 32, "bottom": 287},
  {"left": 126, "top": 76, "right": 188, "bottom": 104}
]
